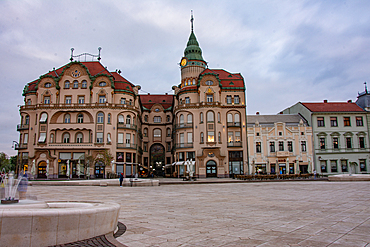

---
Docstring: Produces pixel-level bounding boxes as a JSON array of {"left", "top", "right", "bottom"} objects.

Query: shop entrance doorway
[{"left": 206, "top": 160, "right": 217, "bottom": 177}]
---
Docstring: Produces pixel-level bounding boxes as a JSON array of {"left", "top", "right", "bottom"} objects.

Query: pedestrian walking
[
  {"left": 119, "top": 173, "right": 123, "bottom": 187},
  {"left": 313, "top": 170, "right": 317, "bottom": 180}
]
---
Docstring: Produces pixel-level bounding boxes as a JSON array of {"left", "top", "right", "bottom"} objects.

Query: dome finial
[{"left": 191, "top": 10, "right": 194, "bottom": 32}]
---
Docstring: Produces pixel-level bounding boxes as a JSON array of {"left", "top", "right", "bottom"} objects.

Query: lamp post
[{"left": 11, "top": 141, "right": 20, "bottom": 176}]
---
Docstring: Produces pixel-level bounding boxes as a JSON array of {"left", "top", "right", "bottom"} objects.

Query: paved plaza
[{"left": 28, "top": 180, "right": 370, "bottom": 246}]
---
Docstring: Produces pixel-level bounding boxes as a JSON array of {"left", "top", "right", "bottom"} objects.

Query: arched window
[
  {"left": 97, "top": 112, "right": 104, "bottom": 123},
  {"left": 50, "top": 133, "right": 54, "bottom": 143},
  {"left": 144, "top": 115, "right": 148, "bottom": 122},
  {"left": 64, "top": 81, "right": 70, "bottom": 89},
  {"left": 200, "top": 113, "right": 203, "bottom": 123},
  {"left": 218, "top": 113, "right": 221, "bottom": 123},
  {"left": 234, "top": 113, "right": 240, "bottom": 124},
  {"left": 76, "top": 133, "right": 83, "bottom": 143},
  {"left": 207, "top": 111, "right": 214, "bottom": 122},
  {"left": 187, "top": 114, "right": 192, "bottom": 123},
  {"left": 81, "top": 80, "right": 87, "bottom": 88},
  {"left": 77, "top": 114, "right": 83, "bottom": 123},
  {"left": 144, "top": 128, "right": 148, "bottom": 137},
  {"left": 167, "top": 128, "right": 171, "bottom": 137},
  {"left": 118, "top": 114, "right": 124, "bottom": 124},
  {"left": 179, "top": 114, "right": 184, "bottom": 124},
  {"left": 200, "top": 132, "right": 204, "bottom": 143},
  {"left": 73, "top": 80, "right": 78, "bottom": 88},
  {"left": 64, "top": 114, "right": 71, "bottom": 123},
  {"left": 227, "top": 113, "right": 233, "bottom": 123},
  {"left": 63, "top": 133, "right": 70, "bottom": 143},
  {"left": 218, "top": 132, "right": 221, "bottom": 142},
  {"left": 153, "top": 129, "right": 161, "bottom": 138},
  {"left": 126, "top": 115, "right": 131, "bottom": 124},
  {"left": 167, "top": 115, "right": 170, "bottom": 122},
  {"left": 25, "top": 115, "right": 30, "bottom": 125},
  {"left": 107, "top": 133, "right": 111, "bottom": 143},
  {"left": 120, "top": 98, "right": 126, "bottom": 104},
  {"left": 108, "top": 113, "right": 111, "bottom": 124},
  {"left": 40, "top": 113, "right": 48, "bottom": 123},
  {"left": 129, "top": 99, "right": 132, "bottom": 105}
]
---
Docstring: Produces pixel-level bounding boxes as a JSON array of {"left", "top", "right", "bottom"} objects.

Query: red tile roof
[
  {"left": 200, "top": 68, "right": 245, "bottom": 88},
  {"left": 301, "top": 102, "right": 364, "bottom": 112},
  {"left": 140, "top": 94, "right": 174, "bottom": 110}
]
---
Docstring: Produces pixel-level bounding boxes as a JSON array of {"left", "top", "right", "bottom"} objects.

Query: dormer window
[
  {"left": 207, "top": 94, "right": 213, "bottom": 102},
  {"left": 99, "top": 81, "right": 106, "bottom": 87}
]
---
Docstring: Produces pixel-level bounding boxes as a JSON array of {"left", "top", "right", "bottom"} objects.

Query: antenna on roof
[{"left": 191, "top": 10, "right": 194, "bottom": 32}]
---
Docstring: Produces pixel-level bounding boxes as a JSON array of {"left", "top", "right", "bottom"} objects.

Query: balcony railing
[
  {"left": 20, "top": 103, "right": 139, "bottom": 111},
  {"left": 175, "top": 143, "right": 193, "bottom": 149},
  {"left": 117, "top": 123, "right": 137, "bottom": 130},
  {"left": 15, "top": 143, "right": 28, "bottom": 150},
  {"left": 227, "top": 122, "right": 241, "bottom": 127},
  {"left": 117, "top": 143, "right": 137, "bottom": 149},
  {"left": 227, "top": 141, "right": 242, "bottom": 147},
  {"left": 17, "top": 124, "right": 29, "bottom": 131},
  {"left": 175, "top": 123, "right": 193, "bottom": 130}
]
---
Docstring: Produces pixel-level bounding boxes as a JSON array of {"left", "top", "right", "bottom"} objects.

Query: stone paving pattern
[{"left": 28, "top": 180, "right": 370, "bottom": 246}]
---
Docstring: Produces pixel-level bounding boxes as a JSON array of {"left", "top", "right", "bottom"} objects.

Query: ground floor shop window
[
  {"left": 320, "top": 160, "right": 327, "bottom": 173},
  {"left": 341, "top": 160, "right": 348, "bottom": 172},
  {"left": 270, "top": 164, "right": 276, "bottom": 174},
  {"left": 299, "top": 165, "right": 308, "bottom": 174},
  {"left": 289, "top": 163, "right": 294, "bottom": 174},
  {"left": 255, "top": 164, "right": 266, "bottom": 174},
  {"left": 229, "top": 151, "right": 243, "bottom": 176},
  {"left": 95, "top": 162, "right": 105, "bottom": 178},
  {"left": 279, "top": 164, "right": 286, "bottom": 174},
  {"left": 38, "top": 161, "right": 47, "bottom": 178},
  {"left": 330, "top": 160, "right": 337, "bottom": 172},
  {"left": 360, "top": 159, "right": 367, "bottom": 172}
]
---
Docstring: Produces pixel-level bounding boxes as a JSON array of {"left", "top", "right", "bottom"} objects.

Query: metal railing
[
  {"left": 17, "top": 124, "right": 29, "bottom": 131},
  {"left": 227, "top": 141, "right": 242, "bottom": 147},
  {"left": 174, "top": 123, "right": 193, "bottom": 129},
  {"left": 117, "top": 143, "right": 137, "bottom": 149}
]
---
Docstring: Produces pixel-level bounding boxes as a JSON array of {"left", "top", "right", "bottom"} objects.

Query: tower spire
[{"left": 191, "top": 10, "right": 194, "bottom": 32}]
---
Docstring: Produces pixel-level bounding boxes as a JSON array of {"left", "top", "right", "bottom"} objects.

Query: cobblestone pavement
[{"left": 28, "top": 181, "right": 370, "bottom": 246}]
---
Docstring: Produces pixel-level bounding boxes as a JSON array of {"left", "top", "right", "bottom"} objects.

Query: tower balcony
[
  {"left": 17, "top": 124, "right": 29, "bottom": 131},
  {"left": 227, "top": 141, "right": 242, "bottom": 147},
  {"left": 174, "top": 123, "right": 193, "bottom": 130},
  {"left": 117, "top": 123, "right": 137, "bottom": 130}
]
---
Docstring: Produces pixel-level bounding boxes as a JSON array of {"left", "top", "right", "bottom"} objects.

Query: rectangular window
[
  {"left": 185, "top": 97, "right": 190, "bottom": 104},
  {"left": 207, "top": 131, "right": 214, "bottom": 142},
  {"left": 301, "top": 141, "right": 306, "bottom": 152},
  {"left": 288, "top": 141, "right": 293, "bottom": 152},
  {"left": 346, "top": 137, "right": 352, "bottom": 148},
  {"left": 78, "top": 96, "right": 84, "bottom": 104},
  {"left": 44, "top": 96, "right": 50, "bottom": 104},
  {"left": 121, "top": 98, "right": 126, "bottom": 104},
  {"left": 330, "top": 117, "right": 337, "bottom": 127},
  {"left": 23, "top": 133, "right": 28, "bottom": 144},
  {"left": 118, "top": 133, "right": 124, "bottom": 144},
  {"left": 154, "top": 116, "right": 161, "bottom": 123},
  {"left": 360, "top": 159, "right": 367, "bottom": 172},
  {"left": 344, "top": 117, "right": 351, "bottom": 126},
  {"left": 126, "top": 153, "right": 131, "bottom": 162},
  {"left": 96, "top": 133, "right": 103, "bottom": 143},
  {"left": 320, "top": 138, "right": 326, "bottom": 149},
  {"left": 38, "top": 133, "right": 46, "bottom": 143},
  {"left": 167, "top": 142, "right": 171, "bottom": 152},
  {"left": 144, "top": 143, "right": 147, "bottom": 152},
  {"left": 180, "top": 133, "right": 184, "bottom": 144},
  {"left": 317, "top": 117, "right": 325, "bottom": 127},
  {"left": 235, "top": 132, "right": 240, "bottom": 142},
  {"left": 256, "top": 142, "right": 261, "bottom": 153},
  {"left": 206, "top": 94, "right": 213, "bottom": 102},
  {"left": 228, "top": 132, "right": 234, "bottom": 143},
  {"left": 341, "top": 160, "right": 348, "bottom": 172},
  {"left": 356, "top": 116, "right": 363, "bottom": 126},
  {"left": 234, "top": 95, "right": 239, "bottom": 104},
  {"left": 226, "top": 95, "right": 232, "bottom": 104},
  {"left": 99, "top": 96, "right": 106, "bottom": 103},
  {"left": 270, "top": 142, "right": 275, "bottom": 152},
  {"left": 333, "top": 137, "right": 339, "bottom": 149},
  {"left": 65, "top": 96, "right": 71, "bottom": 104},
  {"left": 279, "top": 141, "right": 284, "bottom": 151},
  {"left": 187, "top": 132, "right": 192, "bottom": 143},
  {"left": 320, "top": 160, "right": 327, "bottom": 173},
  {"left": 359, "top": 137, "right": 365, "bottom": 149},
  {"left": 330, "top": 160, "right": 337, "bottom": 173},
  {"left": 126, "top": 133, "right": 131, "bottom": 144}
]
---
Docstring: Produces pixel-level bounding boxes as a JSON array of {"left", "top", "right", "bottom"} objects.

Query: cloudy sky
[{"left": 1, "top": 0, "right": 370, "bottom": 156}]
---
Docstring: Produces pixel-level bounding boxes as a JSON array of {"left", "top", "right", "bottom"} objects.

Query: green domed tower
[{"left": 180, "top": 12, "right": 207, "bottom": 88}]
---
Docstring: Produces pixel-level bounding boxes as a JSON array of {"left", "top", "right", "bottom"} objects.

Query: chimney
[
  {"left": 323, "top": 99, "right": 328, "bottom": 103},
  {"left": 165, "top": 93, "right": 168, "bottom": 95},
  {"left": 256, "top": 112, "right": 260, "bottom": 115},
  {"left": 347, "top": 100, "right": 352, "bottom": 103},
  {"left": 148, "top": 93, "right": 150, "bottom": 95}
]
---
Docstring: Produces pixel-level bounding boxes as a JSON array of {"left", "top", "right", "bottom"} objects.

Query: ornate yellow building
[{"left": 16, "top": 18, "right": 247, "bottom": 179}]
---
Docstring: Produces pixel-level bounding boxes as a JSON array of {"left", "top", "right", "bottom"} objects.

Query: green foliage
[{"left": 0, "top": 152, "right": 15, "bottom": 172}]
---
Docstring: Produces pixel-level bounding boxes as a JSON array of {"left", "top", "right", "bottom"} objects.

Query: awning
[
  {"left": 38, "top": 133, "right": 46, "bottom": 143},
  {"left": 40, "top": 113, "right": 48, "bottom": 123}
]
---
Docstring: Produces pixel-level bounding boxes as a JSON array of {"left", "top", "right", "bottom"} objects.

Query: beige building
[
  {"left": 247, "top": 114, "right": 313, "bottom": 175},
  {"left": 16, "top": 18, "right": 247, "bottom": 179}
]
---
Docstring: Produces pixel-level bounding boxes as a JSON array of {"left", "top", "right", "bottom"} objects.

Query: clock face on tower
[{"left": 180, "top": 57, "right": 187, "bottom": 67}]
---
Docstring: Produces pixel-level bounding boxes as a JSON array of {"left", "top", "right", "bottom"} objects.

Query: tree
[
  {"left": 0, "top": 152, "right": 14, "bottom": 172},
  {"left": 95, "top": 149, "right": 114, "bottom": 167}
]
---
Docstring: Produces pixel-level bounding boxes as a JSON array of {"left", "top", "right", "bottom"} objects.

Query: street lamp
[{"left": 11, "top": 141, "right": 20, "bottom": 176}]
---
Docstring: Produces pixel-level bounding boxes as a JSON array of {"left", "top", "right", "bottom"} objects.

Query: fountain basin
[
  {"left": 329, "top": 174, "right": 370, "bottom": 181},
  {"left": 0, "top": 200, "right": 120, "bottom": 247}
]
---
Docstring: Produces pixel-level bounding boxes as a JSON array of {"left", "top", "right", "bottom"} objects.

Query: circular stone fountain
[{"left": 0, "top": 200, "right": 120, "bottom": 246}]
